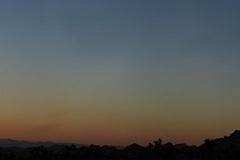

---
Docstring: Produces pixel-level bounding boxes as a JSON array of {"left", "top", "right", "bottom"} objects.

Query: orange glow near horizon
[
  {"left": 0, "top": 105, "right": 237, "bottom": 146},
  {"left": 1, "top": 0, "right": 240, "bottom": 147}
]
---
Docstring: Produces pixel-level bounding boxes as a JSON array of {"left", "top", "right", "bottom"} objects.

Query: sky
[{"left": 0, "top": 0, "right": 240, "bottom": 146}]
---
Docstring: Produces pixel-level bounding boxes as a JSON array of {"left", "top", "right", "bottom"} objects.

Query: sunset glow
[{"left": 1, "top": 0, "right": 240, "bottom": 146}]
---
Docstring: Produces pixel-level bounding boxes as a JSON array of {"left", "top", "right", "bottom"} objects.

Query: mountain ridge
[
  {"left": 0, "top": 138, "right": 85, "bottom": 148},
  {"left": 1, "top": 131, "right": 240, "bottom": 159}
]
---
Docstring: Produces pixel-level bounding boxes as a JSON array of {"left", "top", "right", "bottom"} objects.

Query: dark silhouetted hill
[
  {"left": 0, "top": 130, "right": 240, "bottom": 160},
  {"left": 0, "top": 138, "right": 85, "bottom": 148}
]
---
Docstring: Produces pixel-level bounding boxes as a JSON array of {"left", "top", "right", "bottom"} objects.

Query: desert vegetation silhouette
[{"left": 0, "top": 130, "right": 240, "bottom": 160}]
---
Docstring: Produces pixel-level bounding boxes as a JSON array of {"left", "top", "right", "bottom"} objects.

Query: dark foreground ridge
[{"left": 1, "top": 130, "right": 240, "bottom": 160}]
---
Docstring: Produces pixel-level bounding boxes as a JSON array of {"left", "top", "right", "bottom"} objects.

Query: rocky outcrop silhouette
[
  {"left": 0, "top": 130, "right": 240, "bottom": 160},
  {"left": 199, "top": 130, "right": 240, "bottom": 160}
]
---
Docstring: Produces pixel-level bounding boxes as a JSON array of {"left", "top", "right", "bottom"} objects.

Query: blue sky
[{"left": 0, "top": 0, "right": 240, "bottom": 145}]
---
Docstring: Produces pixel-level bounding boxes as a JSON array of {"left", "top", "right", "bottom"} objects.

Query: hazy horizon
[
  {"left": 1, "top": 0, "right": 240, "bottom": 146},
  {"left": 0, "top": 129, "right": 238, "bottom": 147}
]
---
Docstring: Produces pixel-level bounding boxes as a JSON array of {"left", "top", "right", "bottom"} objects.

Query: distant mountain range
[
  {"left": 0, "top": 138, "right": 85, "bottom": 148},
  {"left": 1, "top": 131, "right": 240, "bottom": 159}
]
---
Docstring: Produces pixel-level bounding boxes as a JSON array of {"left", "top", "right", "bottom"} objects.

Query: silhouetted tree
[{"left": 1, "top": 130, "right": 240, "bottom": 160}]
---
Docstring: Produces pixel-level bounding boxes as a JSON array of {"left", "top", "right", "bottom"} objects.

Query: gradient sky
[{"left": 1, "top": 0, "right": 240, "bottom": 146}]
